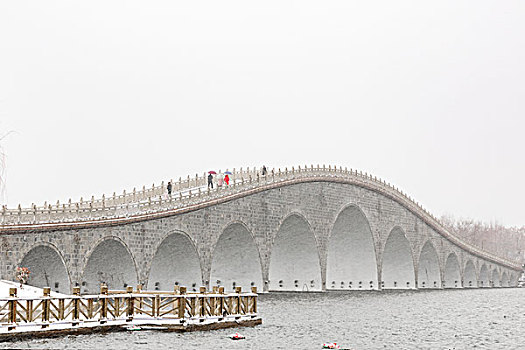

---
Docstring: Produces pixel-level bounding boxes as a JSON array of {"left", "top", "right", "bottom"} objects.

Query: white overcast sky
[{"left": 1, "top": 1, "right": 524, "bottom": 227}]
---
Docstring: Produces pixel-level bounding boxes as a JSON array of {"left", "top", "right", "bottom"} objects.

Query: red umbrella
[{"left": 208, "top": 171, "right": 217, "bottom": 174}]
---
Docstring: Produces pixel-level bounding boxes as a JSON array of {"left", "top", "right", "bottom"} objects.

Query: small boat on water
[
  {"left": 229, "top": 332, "right": 245, "bottom": 340},
  {"left": 322, "top": 343, "right": 340, "bottom": 349}
]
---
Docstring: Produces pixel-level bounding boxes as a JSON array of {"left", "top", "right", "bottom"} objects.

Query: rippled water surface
[{"left": 3, "top": 288, "right": 524, "bottom": 349}]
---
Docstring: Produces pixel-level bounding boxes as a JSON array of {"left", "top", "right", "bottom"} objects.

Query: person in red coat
[{"left": 224, "top": 174, "right": 230, "bottom": 185}]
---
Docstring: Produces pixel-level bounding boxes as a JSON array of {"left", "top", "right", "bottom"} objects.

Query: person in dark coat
[
  {"left": 167, "top": 181, "right": 172, "bottom": 195},
  {"left": 262, "top": 165, "right": 267, "bottom": 176},
  {"left": 208, "top": 173, "right": 214, "bottom": 188}
]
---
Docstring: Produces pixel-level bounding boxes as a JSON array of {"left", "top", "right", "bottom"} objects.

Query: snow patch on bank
[{"left": 0, "top": 280, "right": 70, "bottom": 298}]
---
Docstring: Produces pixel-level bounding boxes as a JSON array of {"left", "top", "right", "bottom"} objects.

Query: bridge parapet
[{"left": 0, "top": 165, "right": 520, "bottom": 270}]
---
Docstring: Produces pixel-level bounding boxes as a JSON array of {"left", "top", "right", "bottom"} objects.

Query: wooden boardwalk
[{"left": 0, "top": 285, "right": 260, "bottom": 341}]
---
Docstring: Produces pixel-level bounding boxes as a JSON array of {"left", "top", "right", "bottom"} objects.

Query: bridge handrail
[{"left": 0, "top": 165, "right": 520, "bottom": 270}]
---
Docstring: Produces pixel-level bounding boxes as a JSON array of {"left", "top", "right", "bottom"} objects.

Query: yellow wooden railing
[{"left": 0, "top": 285, "right": 258, "bottom": 331}]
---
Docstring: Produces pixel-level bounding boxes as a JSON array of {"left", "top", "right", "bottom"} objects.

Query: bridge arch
[
  {"left": 479, "top": 264, "right": 490, "bottom": 288},
  {"left": 19, "top": 243, "right": 71, "bottom": 294},
  {"left": 82, "top": 236, "right": 138, "bottom": 293},
  {"left": 501, "top": 271, "right": 509, "bottom": 287},
  {"left": 443, "top": 253, "right": 461, "bottom": 288},
  {"left": 147, "top": 230, "right": 202, "bottom": 292},
  {"left": 381, "top": 226, "right": 415, "bottom": 289},
  {"left": 491, "top": 269, "right": 501, "bottom": 287},
  {"left": 268, "top": 212, "right": 322, "bottom": 291},
  {"left": 326, "top": 204, "right": 378, "bottom": 290},
  {"left": 210, "top": 221, "right": 263, "bottom": 292},
  {"left": 463, "top": 260, "right": 477, "bottom": 288},
  {"left": 417, "top": 240, "right": 441, "bottom": 289},
  {"left": 510, "top": 272, "right": 519, "bottom": 287}
]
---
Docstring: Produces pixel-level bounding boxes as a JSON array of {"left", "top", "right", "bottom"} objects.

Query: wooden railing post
[
  {"left": 217, "top": 286, "right": 225, "bottom": 318},
  {"left": 58, "top": 298, "right": 65, "bottom": 320},
  {"left": 87, "top": 298, "right": 94, "bottom": 319},
  {"left": 199, "top": 286, "right": 206, "bottom": 318},
  {"left": 27, "top": 299, "right": 33, "bottom": 323},
  {"left": 152, "top": 294, "right": 160, "bottom": 318},
  {"left": 210, "top": 293, "right": 216, "bottom": 316},
  {"left": 72, "top": 287, "right": 80, "bottom": 326},
  {"left": 178, "top": 286, "right": 186, "bottom": 319},
  {"left": 100, "top": 285, "right": 108, "bottom": 323},
  {"left": 42, "top": 287, "right": 51, "bottom": 328},
  {"left": 235, "top": 286, "right": 242, "bottom": 315},
  {"left": 190, "top": 296, "right": 196, "bottom": 317},
  {"left": 136, "top": 284, "right": 143, "bottom": 315},
  {"left": 251, "top": 286, "right": 257, "bottom": 314},
  {"left": 8, "top": 288, "right": 17, "bottom": 330},
  {"left": 126, "top": 286, "right": 134, "bottom": 322}
]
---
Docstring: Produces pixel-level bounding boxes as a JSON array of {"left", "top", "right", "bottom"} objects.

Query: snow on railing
[
  {"left": 0, "top": 285, "right": 258, "bottom": 332},
  {"left": 0, "top": 165, "right": 520, "bottom": 269}
]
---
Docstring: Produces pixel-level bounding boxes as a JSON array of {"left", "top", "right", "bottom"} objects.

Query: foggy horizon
[{"left": 1, "top": 1, "right": 524, "bottom": 227}]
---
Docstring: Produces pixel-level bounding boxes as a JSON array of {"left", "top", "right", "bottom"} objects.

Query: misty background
[{"left": 1, "top": 1, "right": 524, "bottom": 235}]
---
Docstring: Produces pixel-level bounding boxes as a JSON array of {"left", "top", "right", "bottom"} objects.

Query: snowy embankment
[{"left": 0, "top": 280, "right": 69, "bottom": 298}]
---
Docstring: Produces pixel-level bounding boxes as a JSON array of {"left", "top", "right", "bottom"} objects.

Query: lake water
[{"left": 3, "top": 288, "right": 524, "bottom": 350}]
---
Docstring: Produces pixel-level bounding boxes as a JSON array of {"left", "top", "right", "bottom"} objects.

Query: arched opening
[
  {"left": 148, "top": 232, "right": 202, "bottom": 292},
  {"left": 381, "top": 227, "right": 415, "bottom": 289},
  {"left": 82, "top": 238, "right": 138, "bottom": 293},
  {"left": 443, "top": 253, "right": 461, "bottom": 289},
  {"left": 417, "top": 241, "right": 441, "bottom": 289},
  {"left": 210, "top": 223, "right": 263, "bottom": 292},
  {"left": 479, "top": 264, "right": 490, "bottom": 288},
  {"left": 326, "top": 205, "right": 378, "bottom": 290},
  {"left": 463, "top": 260, "right": 477, "bottom": 288},
  {"left": 20, "top": 245, "right": 70, "bottom": 294},
  {"left": 510, "top": 272, "right": 520, "bottom": 287},
  {"left": 501, "top": 272, "right": 509, "bottom": 287},
  {"left": 268, "top": 214, "right": 321, "bottom": 291},
  {"left": 491, "top": 269, "right": 501, "bottom": 287}
]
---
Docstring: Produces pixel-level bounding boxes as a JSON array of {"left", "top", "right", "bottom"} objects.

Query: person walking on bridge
[
  {"left": 224, "top": 174, "right": 230, "bottom": 185},
  {"left": 167, "top": 181, "right": 172, "bottom": 195},
  {"left": 208, "top": 173, "right": 214, "bottom": 189}
]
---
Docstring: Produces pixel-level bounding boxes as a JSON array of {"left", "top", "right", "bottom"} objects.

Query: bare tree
[{"left": 441, "top": 214, "right": 525, "bottom": 263}]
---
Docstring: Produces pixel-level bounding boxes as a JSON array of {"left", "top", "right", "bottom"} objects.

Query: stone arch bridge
[{"left": 0, "top": 166, "right": 521, "bottom": 294}]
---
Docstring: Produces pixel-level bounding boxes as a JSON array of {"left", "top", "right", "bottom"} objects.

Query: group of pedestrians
[
  {"left": 208, "top": 173, "right": 229, "bottom": 189},
  {"left": 167, "top": 166, "right": 269, "bottom": 194}
]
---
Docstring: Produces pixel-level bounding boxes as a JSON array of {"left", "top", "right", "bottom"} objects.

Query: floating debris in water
[{"left": 229, "top": 332, "right": 246, "bottom": 340}]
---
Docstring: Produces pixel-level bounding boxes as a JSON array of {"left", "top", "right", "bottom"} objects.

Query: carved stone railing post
[{"left": 32, "top": 204, "right": 37, "bottom": 224}]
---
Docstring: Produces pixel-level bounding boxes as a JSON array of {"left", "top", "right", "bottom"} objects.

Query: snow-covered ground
[{"left": 0, "top": 280, "right": 69, "bottom": 298}]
